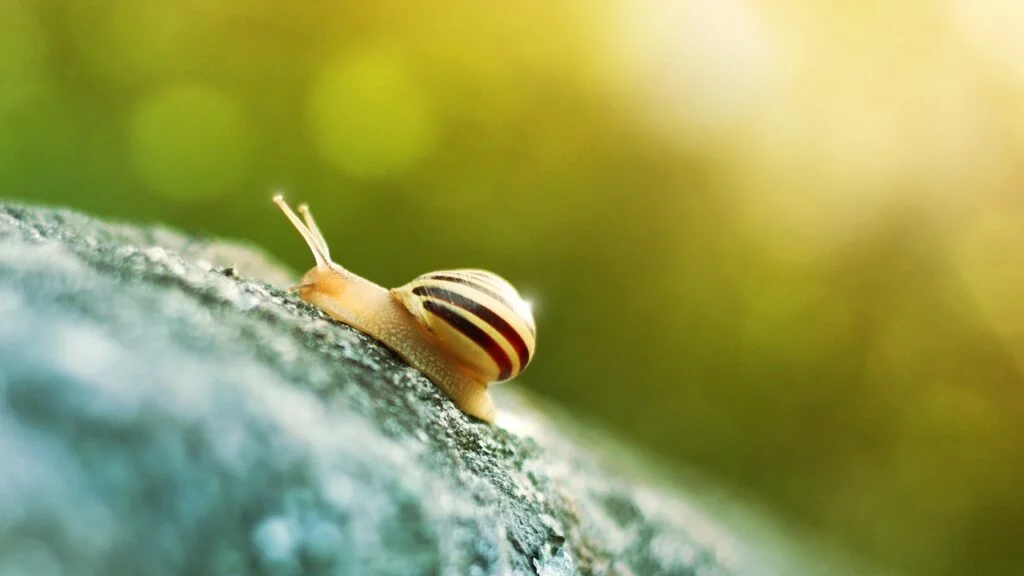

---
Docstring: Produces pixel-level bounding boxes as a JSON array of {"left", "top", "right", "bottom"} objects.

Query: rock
[{"left": 0, "top": 201, "right": 852, "bottom": 576}]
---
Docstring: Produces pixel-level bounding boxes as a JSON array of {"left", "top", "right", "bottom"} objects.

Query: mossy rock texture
[{"left": 0, "top": 201, "right": 841, "bottom": 576}]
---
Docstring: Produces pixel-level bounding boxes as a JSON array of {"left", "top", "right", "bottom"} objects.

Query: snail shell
[{"left": 391, "top": 270, "right": 536, "bottom": 383}]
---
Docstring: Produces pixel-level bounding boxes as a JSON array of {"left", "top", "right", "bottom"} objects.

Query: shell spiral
[{"left": 391, "top": 269, "right": 536, "bottom": 383}]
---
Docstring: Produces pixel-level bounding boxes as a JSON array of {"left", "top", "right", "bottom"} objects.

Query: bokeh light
[{"left": 308, "top": 46, "right": 435, "bottom": 180}]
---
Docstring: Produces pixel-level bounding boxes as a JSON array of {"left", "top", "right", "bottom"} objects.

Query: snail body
[{"left": 273, "top": 195, "right": 535, "bottom": 423}]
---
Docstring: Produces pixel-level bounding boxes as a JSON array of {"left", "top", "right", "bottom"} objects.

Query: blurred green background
[{"left": 5, "top": 0, "right": 1024, "bottom": 574}]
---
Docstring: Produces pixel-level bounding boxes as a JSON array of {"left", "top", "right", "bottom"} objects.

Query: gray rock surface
[{"left": 0, "top": 201, "right": 856, "bottom": 576}]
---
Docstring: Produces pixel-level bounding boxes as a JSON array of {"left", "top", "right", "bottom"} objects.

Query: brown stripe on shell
[
  {"left": 422, "top": 300, "right": 514, "bottom": 380},
  {"left": 423, "top": 273, "right": 517, "bottom": 310},
  {"left": 412, "top": 285, "right": 532, "bottom": 373},
  {"left": 423, "top": 271, "right": 536, "bottom": 337}
]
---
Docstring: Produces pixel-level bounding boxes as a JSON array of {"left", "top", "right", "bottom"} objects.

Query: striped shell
[{"left": 391, "top": 269, "right": 536, "bottom": 383}]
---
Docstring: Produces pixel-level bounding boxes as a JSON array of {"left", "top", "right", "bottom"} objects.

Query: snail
[{"left": 272, "top": 194, "right": 536, "bottom": 423}]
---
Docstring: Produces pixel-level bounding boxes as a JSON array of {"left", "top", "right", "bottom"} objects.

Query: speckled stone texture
[{"left": 0, "top": 201, "right": 834, "bottom": 576}]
